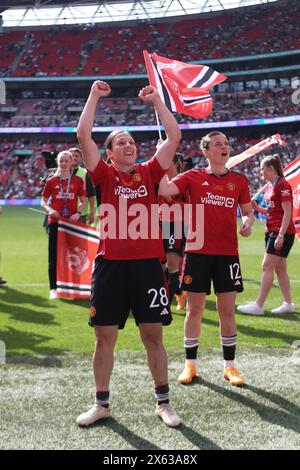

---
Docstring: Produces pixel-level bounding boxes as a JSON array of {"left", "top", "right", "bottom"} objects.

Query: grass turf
[
  {"left": 0, "top": 350, "right": 300, "bottom": 450},
  {"left": 0, "top": 206, "right": 299, "bottom": 356},
  {"left": 0, "top": 206, "right": 300, "bottom": 450}
]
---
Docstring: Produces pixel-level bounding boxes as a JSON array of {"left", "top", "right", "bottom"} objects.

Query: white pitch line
[
  {"left": 6, "top": 283, "right": 48, "bottom": 287},
  {"left": 245, "top": 280, "right": 300, "bottom": 284}
]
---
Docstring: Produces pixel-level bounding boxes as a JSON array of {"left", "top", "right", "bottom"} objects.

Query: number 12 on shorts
[{"left": 229, "top": 262, "right": 241, "bottom": 280}]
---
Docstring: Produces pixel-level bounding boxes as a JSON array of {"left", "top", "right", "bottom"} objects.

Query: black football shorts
[
  {"left": 180, "top": 252, "right": 244, "bottom": 295},
  {"left": 89, "top": 257, "right": 172, "bottom": 329}
]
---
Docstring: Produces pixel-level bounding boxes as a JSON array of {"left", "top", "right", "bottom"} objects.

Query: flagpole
[
  {"left": 154, "top": 108, "right": 162, "bottom": 141},
  {"left": 28, "top": 207, "right": 47, "bottom": 215}
]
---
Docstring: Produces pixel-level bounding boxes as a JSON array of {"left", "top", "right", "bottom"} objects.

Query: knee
[
  {"left": 95, "top": 334, "right": 114, "bottom": 351},
  {"left": 275, "top": 263, "right": 285, "bottom": 275},
  {"left": 141, "top": 331, "right": 162, "bottom": 349},
  {"left": 186, "top": 305, "right": 203, "bottom": 319},
  {"left": 262, "top": 261, "right": 273, "bottom": 273}
]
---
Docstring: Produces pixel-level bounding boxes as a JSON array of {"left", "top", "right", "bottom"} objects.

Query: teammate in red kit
[
  {"left": 159, "top": 131, "right": 254, "bottom": 386},
  {"left": 238, "top": 154, "right": 296, "bottom": 315},
  {"left": 159, "top": 152, "right": 187, "bottom": 307},
  {"left": 41, "top": 151, "right": 86, "bottom": 299},
  {"left": 76, "top": 80, "right": 182, "bottom": 427}
]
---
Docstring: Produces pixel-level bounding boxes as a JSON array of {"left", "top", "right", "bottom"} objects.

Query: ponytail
[{"left": 261, "top": 154, "right": 284, "bottom": 177}]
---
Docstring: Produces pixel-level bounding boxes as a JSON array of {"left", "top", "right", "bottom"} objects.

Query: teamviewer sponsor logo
[
  {"left": 225, "top": 197, "right": 234, "bottom": 208},
  {"left": 114, "top": 185, "right": 148, "bottom": 199},
  {"left": 201, "top": 193, "right": 234, "bottom": 208}
]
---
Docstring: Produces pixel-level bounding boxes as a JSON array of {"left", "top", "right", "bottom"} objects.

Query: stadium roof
[{"left": 0, "top": 0, "right": 277, "bottom": 27}]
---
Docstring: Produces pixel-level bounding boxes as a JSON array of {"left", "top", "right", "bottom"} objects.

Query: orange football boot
[
  {"left": 223, "top": 367, "right": 245, "bottom": 387},
  {"left": 177, "top": 363, "right": 198, "bottom": 384}
]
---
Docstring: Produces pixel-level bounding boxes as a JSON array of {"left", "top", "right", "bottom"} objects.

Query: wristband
[{"left": 278, "top": 234, "right": 284, "bottom": 238}]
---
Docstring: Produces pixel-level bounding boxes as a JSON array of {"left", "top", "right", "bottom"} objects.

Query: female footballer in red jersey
[
  {"left": 76, "top": 81, "right": 182, "bottom": 428},
  {"left": 41, "top": 151, "right": 86, "bottom": 300},
  {"left": 159, "top": 131, "right": 254, "bottom": 387},
  {"left": 238, "top": 154, "right": 296, "bottom": 315}
]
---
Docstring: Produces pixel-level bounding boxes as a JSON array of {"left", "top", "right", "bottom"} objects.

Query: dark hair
[
  {"left": 261, "top": 154, "right": 284, "bottom": 177},
  {"left": 172, "top": 152, "right": 184, "bottom": 172},
  {"left": 68, "top": 147, "right": 82, "bottom": 157},
  {"left": 104, "top": 130, "right": 133, "bottom": 150},
  {"left": 200, "top": 131, "right": 227, "bottom": 152},
  {"left": 173, "top": 152, "right": 184, "bottom": 165}
]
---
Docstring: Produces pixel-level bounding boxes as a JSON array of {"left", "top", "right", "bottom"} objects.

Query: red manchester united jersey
[
  {"left": 42, "top": 175, "right": 86, "bottom": 224},
  {"left": 173, "top": 169, "right": 251, "bottom": 255},
  {"left": 264, "top": 177, "right": 295, "bottom": 234},
  {"left": 88, "top": 157, "right": 166, "bottom": 260}
]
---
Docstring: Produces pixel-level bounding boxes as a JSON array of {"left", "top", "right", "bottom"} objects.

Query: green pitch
[
  {"left": 0, "top": 206, "right": 299, "bottom": 355},
  {"left": 0, "top": 206, "right": 299, "bottom": 450}
]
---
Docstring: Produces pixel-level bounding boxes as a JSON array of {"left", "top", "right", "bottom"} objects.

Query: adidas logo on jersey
[
  {"left": 234, "top": 280, "right": 241, "bottom": 286},
  {"left": 202, "top": 181, "right": 209, "bottom": 186},
  {"left": 160, "top": 308, "right": 169, "bottom": 316}
]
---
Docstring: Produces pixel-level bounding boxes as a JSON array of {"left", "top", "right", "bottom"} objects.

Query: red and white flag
[
  {"left": 57, "top": 220, "right": 100, "bottom": 299},
  {"left": 143, "top": 50, "right": 227, "bottom": 119},
  {"left": 282, "top": 156, "right": 300, "bottom": 240}
]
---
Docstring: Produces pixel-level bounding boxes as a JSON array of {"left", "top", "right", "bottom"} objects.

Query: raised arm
[
  {"left": 139, "top": 86, "right": 181, "bottom": 170},
  {"left": 158, "top": 175, "right": 180, "bottom": 199},
  {"left": 77, "top": 81, "right": 111, "bottom": 172}
]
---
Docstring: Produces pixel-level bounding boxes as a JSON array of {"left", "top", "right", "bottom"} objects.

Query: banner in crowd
[
  {"left": 57, "top": 220, "right": 100, "bottom": 299},
  {"left": 227, "top": 134, "right": 286, "bottom": 169},
  {"left": 143, "top": 50, "right": 227, "bottom": 119}
]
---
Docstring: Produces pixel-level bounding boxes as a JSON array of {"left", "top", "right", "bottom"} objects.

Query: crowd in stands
[
  {"left": 0, "top": 86, "right": 298, "bottom": 128},
  {"left": 0, "top": 0, "right": 299, "bottom": 77},
  {"left": 1, "top": 131, "right": 299, "bottom": 199}
]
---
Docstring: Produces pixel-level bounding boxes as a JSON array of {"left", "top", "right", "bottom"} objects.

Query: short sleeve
[
  {"left": 142, "top": 157, "right": 166, "bottom": 183},
  {"left": 88, "top": 158, "right": 109, "bottom": 187},
  {"left": 172, "top": 172, "right": 189, "bottom": 195},
  {"left": 42, "top": 179, "right": 52, "bottom": 199},
  {"left": 238, "top": 176, "right": 251, "bottom": 205},
  {"left": 276, "top": 180, "right": 293, "bottom": 203}
]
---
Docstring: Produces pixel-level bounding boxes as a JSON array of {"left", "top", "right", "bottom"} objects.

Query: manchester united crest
[
  {"left": 133, "top": 173, "right": 142, "bottom": 183},
  {"left": 90, "top": 306, "right": 96, "bottom": 318},
  {"left": 227, "top": 182, "right": 235, "bottom": 191},
  {"left": 184, "top": 275, "right": 192, "bottom": 285}
]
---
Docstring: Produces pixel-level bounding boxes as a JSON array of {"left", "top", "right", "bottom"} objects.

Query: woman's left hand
[
  {"left": 69, "top": 212, "right": 80, "bottom": 222},
  {"left": 239, "top": 220, "right": 251, "bottom": 237},
  {"left": 274, "top": 236, "right": 284, "bottom": 250},
  {"left": 138, "top": 85, "right": 159, "bottom": 103}
]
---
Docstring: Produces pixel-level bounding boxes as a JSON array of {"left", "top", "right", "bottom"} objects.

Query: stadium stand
[
  {"left": 0, "top": 0, "right": 299, "bottom": 77},
  {"left": 0, "top": 0, "right": 299, "bottom": 203},
  {"left": 0, "top": 85, "right": 298, "bottom": 127}
]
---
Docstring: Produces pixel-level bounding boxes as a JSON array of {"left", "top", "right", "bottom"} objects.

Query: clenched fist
[
  {"left": 91, "top": 81, "right": 111, "bottom": 98},
  {"left": 138, "top": 85, "right": 159, "bottom": 104}
]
